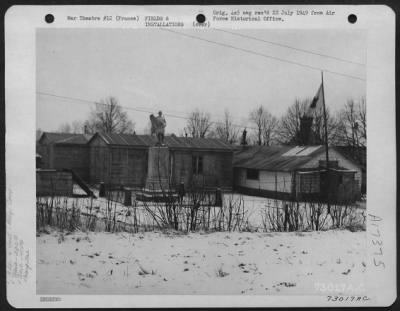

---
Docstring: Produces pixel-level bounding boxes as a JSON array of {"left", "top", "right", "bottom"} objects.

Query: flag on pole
[{"left": 310, "top": 83, "right": 323, "bottom": 110}]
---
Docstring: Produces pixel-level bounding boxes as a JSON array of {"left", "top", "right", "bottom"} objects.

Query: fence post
[
  {"left": 215, "top": 188, "right": 222, "bottom": 207},
  {"left": 178, "top": 182, "right": 185, "bottom": 204},
  {"left": 284, "top": 203, "right": 289, "bottom": 231},
  {"left": 124, "top": 188, "right": 132, "bottom": 206},
  {"left": 99, "top": 182, "right": 106, "bottom": 197}
]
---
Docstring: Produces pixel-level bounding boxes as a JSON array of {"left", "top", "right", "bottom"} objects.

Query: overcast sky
[{"left": 36, "top": 28, "right": 366, "bottom": 135}]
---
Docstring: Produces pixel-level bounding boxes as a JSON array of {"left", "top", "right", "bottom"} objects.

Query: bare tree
[
  {"left": 214, "top": 109, "right": 239, "bottom": 144},
  {"left": 71, "top": 120, "right": 84, "bottom": 134},
  {"left": 84, "top": 97, "right": 135, "bottom": 134},
  {"left": 249, "top": 106, "right": 278, "bottom": 146},
  {"left": 58, "top": 122, "right": 72, "bottom": 133},
  {"left": 332, "top": 97, "right": 366, "bottom": 147},
  {"left": 57, "top": 120, "right": 85, "bottom": 134},
  {"left": 311, "top": 104, "right": 338, "bottom": 145},
  {"left": 184, "top": 109, "right": 212, "bottom": 138},
  {"left": 277, "top": 98, "right": 337, "bottom": 145},
  {"left": 263, "top": 114, "right": 279, "bottom": 146},
  {"left": 277, "top": 99, "right": 307, "bottom": 145},
  {"left": 358, "top": 97, "right": 366, "bottom": 144}
]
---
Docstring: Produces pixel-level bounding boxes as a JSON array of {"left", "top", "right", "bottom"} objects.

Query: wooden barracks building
[
  {"left": 37, "top": 132, "right": 362, "bottom": 203},
  {"left": 88, "top": 133, "right": 234, "bottom": 190},
  {"left": 37, "top": 132, "right": 234, "bottom": 191}
]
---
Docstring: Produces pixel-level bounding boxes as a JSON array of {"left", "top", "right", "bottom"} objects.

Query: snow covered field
[{"left": 37, "top": 229, "right": 367, "bottom": 295}]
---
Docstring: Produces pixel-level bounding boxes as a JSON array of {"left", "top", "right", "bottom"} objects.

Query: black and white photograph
[
  {"left": 35, "top": 26, "right": 369, "bottom": 295},
  {"left": 5, "top": 5, "right": 396, "bottom": 308}
]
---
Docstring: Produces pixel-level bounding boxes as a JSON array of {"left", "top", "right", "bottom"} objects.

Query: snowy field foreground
[{"left": 37, "top": 230, "right": 367, "bottom": 295}]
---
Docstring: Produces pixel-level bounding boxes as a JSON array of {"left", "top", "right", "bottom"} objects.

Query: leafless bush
[
  {"left": 218, "top": 194, "right": 247, "bottom": 231},
  {"left": 103, "top": 190, "right": 123, "bottom": 232},
  {"left": 137, "top": 264, "right": 156, "bottom": 276},
  {"left": 139, "top": 181, "right": 249, "bottom": 233},
  {"left": 306, "top": 201, "right": 330, "bottom": 231},
  {"left": 216, "top": 266, "right": 229, "bottom": 277},
  {"left": 261, "top": 202, "right": 298, "bottom": 232},
  {"left": 36, "top": 195, "right": 82, "bottom": 231},
  {"left": 261, "top": 197, "right": 364, "bottom": 232}
]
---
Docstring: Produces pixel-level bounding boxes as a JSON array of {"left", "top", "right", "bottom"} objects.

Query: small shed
[
  {"left": 88, "top": 133, "right": 234, "bottom": 190},
  {"left": 37, "top": 132, "right": 92, "bottom": 182},
  {"left": 233, "top": 145, "right": 362, "bottom": 203}
]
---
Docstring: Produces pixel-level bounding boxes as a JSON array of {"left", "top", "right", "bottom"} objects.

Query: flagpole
[
  {"left": 321, "top": 71, "right": 331, "bottom": 213},
  {"left": 321, "top": 71, "right": 329, "bottom": 166}
]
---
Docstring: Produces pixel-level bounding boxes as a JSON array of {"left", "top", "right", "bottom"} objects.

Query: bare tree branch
[
  {"left": 249, "top": 105, "right": 278, "bottom": 146},
  {"left": 185, "top": 109, "right": 212, "bottom": 138},
  {"left": 214, "top": 109, "right": 239, "bottom": 144},
  {"left": 84, "top": 97, "right": 135, "bottom": 134}
]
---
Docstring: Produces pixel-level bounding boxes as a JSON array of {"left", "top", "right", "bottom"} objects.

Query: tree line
[
  {"left": 38, "top": 95, "right": 366, "bottom": 149},
  {"left": 182, "top": 97, "right": 366, "bottom": 149}
]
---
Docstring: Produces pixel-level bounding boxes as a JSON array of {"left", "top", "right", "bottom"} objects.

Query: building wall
[
  {"left": 37, "top": 144, "right": 48, "bottom": 167},
  {"left": 89, "top": 136, "right": 148, "bottom": 187},
  {"left": 52, "top": 145, "right": 90, "bottom": 181},
  {"left": 300, "top": 148, "right": 362, "bottom": 193},
  {"left": 89, "top": 136, "right": 111, "bottom": 185},
  {"left": 109, "top": 147, "right": 147, "bottom": 187},
  {"left": 36, "top": 170, "right": 73, "bottom": 196},
  {"left": 172, "top": 150, "right": 233, "bottom": 189},
  {"left": 37, "top": 138, "right": 53, "bottom": 168},
  {"left": 234, "top": 168, "right": 292, "bottom": 193},
  {"left": 38, "top": 141, "right": 90, "bottom": 182}
]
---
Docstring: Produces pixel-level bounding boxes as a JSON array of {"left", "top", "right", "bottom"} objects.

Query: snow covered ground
[{"left": 37, "top": 229, "right": 367, "bottom": 295}]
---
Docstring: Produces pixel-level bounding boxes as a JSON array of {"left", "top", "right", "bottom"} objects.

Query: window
[
  {"left": 192, "top": 155, "right": 204, "bottom": 174},
  {"left": 299, "top": 173, "right": 320, "bottom": 193},
  {"left": 246, "top": 169, "right": 259, "bottom": 180}
]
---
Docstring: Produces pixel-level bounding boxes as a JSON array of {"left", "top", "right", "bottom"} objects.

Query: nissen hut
[
  {"left": 88, "top": 133, "right": 234, "bottom": 190},
  {"left": 233, "top": 145, "right": 362, "bottom": 203}
]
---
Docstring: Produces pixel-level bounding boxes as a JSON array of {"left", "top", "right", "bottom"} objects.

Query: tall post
[
  {"left": 321, "top": 71, "right": 331, "bottom": 213},
  {"left": 321, "top": 71, "right": 329, "bottom": 165}
]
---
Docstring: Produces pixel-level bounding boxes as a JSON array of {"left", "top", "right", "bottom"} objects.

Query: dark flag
[{"left": 310, "top": 83, "right": 323, "bottom": 110}]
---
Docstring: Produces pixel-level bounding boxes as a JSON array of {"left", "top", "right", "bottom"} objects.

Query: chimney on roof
[
  {"left": 240, "top": 128, "right": 248, "bottom": 145},
  {"left": 299, "top": 115, "right": 313, "bottom": 145}
]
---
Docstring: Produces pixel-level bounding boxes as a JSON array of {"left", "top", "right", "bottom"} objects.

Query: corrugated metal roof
[
  {"left": 233, "top": 145, "right": 325, "bottom": 171},
  {"left": 92, "top": 133, "right": 234, "bottom": 151},
  {"left": 40, "top": 132, "right": 91, "bottom": 145}
]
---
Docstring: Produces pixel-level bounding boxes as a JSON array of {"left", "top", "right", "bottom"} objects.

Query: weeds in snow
[
  {"left": 261, "top": 198, "right": 365, "bottom": 232},
  {"left": 36, "top": 179, "right": 365, "bottom": 235},
  {"left": 137, "top": 264, "right": 155, "bottom": 276},
  {"left": 216, "top": 266, "right": 229, "bottom": 277}
]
